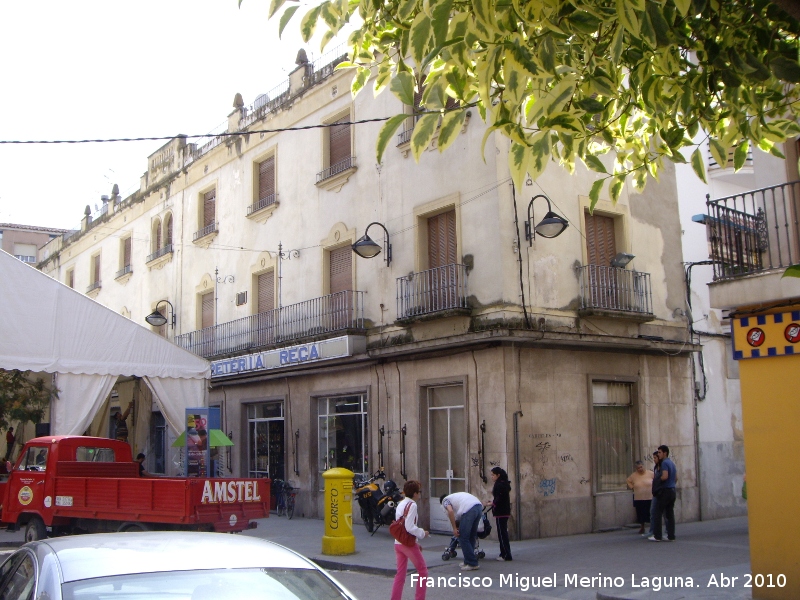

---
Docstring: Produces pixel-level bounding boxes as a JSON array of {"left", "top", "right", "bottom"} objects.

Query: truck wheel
[
  {"left": 24, "top": 517, "right": 47, "bottom": 542},
  {"left": 120, "top": 523, "right": 149, "bottom": 532}
]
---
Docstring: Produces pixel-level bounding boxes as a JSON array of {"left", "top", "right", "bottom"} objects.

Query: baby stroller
[{"left": 441, "top": 507, "right": 492, "bottom": 561}]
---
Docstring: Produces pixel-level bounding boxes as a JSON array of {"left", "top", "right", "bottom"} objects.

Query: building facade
[
  {"left": 40, "top": 47, "right": 700, "bottom": 538},
  {"left": 0, "top": 223, "right": 65, "bottom": 265}
]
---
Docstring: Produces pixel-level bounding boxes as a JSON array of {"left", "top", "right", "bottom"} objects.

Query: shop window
[
  {"left": 318, "top": 394, "right": 368, "bottom": 476},
  {"left": 592, "top": 381, "right": 634, "bottom": 493}
]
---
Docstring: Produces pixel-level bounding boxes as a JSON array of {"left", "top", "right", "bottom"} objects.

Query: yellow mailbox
[{"left": 321, "top": 467, "right": 356, "bottom": 555}]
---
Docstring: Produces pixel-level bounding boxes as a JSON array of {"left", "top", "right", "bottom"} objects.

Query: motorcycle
[{"left": 353, "top": 469, "right": 404, "bottom": 534}]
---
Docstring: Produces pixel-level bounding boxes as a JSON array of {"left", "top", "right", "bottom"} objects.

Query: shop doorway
[
  {"left": 247, "top": 402, "right": 285, "bottom": 509},
  {"left": 427, "top": 384, "right": 466, "bottom": 532}
]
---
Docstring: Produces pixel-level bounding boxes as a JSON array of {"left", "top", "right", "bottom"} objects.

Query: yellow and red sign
[{"left": 732, "top": 310, "right": 800, "bottom": 360}]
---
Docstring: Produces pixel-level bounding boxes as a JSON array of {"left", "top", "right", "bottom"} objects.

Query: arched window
[
  {"left": 164, "top": 214, "right": 173, "bottom": 248},
  {"left": 153, "top": 218, "right": 162, "bottom": 252}
]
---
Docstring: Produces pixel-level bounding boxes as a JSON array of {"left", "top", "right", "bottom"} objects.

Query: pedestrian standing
[
  {"left": 626, "top": 460, "right": 654, "bottom": 534},
  {"left": 485, "top": 467, "right": 513, "bottom": 561},
  {"left": 391, "top": 480, "right": 429, "bottom": 600},
  {"left": 4, "top": 427, "right": 15, "bottom": 461},
  {"left": 645, "top": 450, "right": 660, "bottom": 537},
  {"left": 440, "top": 491, "right": 483, "bottom": 571},
  {"left": 649, "top": 445, "right": 677, "bottom": 542}
]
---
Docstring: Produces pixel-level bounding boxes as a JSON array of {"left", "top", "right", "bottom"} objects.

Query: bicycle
[{"left": 274, "top": 479, "right": 298, "bottom": 519}]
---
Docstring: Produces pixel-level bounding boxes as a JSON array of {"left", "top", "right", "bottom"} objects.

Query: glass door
[
  {"left": 428, "top": 384, "right": 465, "bottom": 532},
  {"left": 247, "top": 402, "right": 285, "bottom": 509}
]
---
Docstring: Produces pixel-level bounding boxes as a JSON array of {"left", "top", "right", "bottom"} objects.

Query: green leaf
[
  {"left": 269, "top": 0, "right": 287, "bottom": 19},
  {"left": 410, "top": 12, "right": 433, "bottom": 64},
  {"left": 609, "top": 176, "right": 624, "bottom": 203},
  {"left": 430, "top": 0, "right": 453, "bottom": 47},
  {"left": 770, "top": 56, "right": 800, "bottom": 83},
  {"left": 782, "top": 264, "right": 800, "bottom": 279},
  {"left": 709, "top": 139, "right": 728, "bottom": 169},
  {"left": 540, "top": 34, "right": 556, "bottom": 73},
  {"left": 278, "top": 5, "right": 300, "bottom": 38},
  {"left": 544, "top": 112, "right": 582, "bottom": 133},
  {"left": 438, "top": 109, "right": 467, "bottom": 152},
  {"left": 576, "top": 97, "right": 605, "bottom": 113},
  {"left": 390, "top": 71, "right": 416, "bottom": 106},
  {"left": 616, "top": 0, "right": 640, "bottom": 36},
  {"left": 472, "top": 0, "right": 497, "bottom": 35},
  {"left": 589, "top": 179, "right": 604, "bottom": 210},
  {"left": 584, "top": 155, "right": 608, "bottom": 174},
  {"left": 398, "top": 0, "right": 417, "bottom": 21},
  {"left": 319, "top": 1, "right": 340, "bottom": 29},
  {"left": 691, "top": 147, "right": 707, "bottom": 183},
  {"left": 376, "top": 114, "right": 409, "bottom": 164},
  {"left": 351, "top": 66, "right": 371, "bottom": 98},
  {"left": 300, "top": 6, "right": 321, "bottom": 42},
  {"left": 410, "top": 113, "right": 440, "bottom": 162},
  {"left": 610, "top": 25, "right": 624, "bottom": 65},
  {"left": 673, "top": 0, "right": 691, "bottom": 17},
  {"left": 508, "top": 143, "right": 529, "bottom": 191},
  {"left": 733, "top": 140, "right": 750, "bottom": 171},
  {"left": 320, "top": 29, "right": 335, "bottom": 52}
]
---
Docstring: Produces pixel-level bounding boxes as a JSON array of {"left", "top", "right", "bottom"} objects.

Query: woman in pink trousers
[{"left": 391, "top": 480, "right": 430, "bottom": 600}]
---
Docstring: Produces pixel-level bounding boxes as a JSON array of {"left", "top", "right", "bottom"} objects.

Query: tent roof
[{"left": 0, "top": 250, "right": 209, "bottom": 380}]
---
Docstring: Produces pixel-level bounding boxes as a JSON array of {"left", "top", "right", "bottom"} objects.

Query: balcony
[
  {"left": 316, "top": 157, "right": 357, "bottom": 192},
  {"left": 86, "top": 280, "right": 102, "bottom": 298},
  {"left": 576, "top": 265, "right": 654, "bottom": 321},
  {"left": 115, "top": 264, "right": 133, "bottom": 284},
  {"left": 146, "top": 244, "right": 174, "bottom": 271},
  {"left": 396, "top": 264, "right": 470, "bottom": 321},
  {"left": 193, "top": 223, "right": 219, "bottom": 248},
  {"left": 175, "top": 290, "right": 365, "bottom": 359},
  {"left": 246, "top": 194, "right": 279, "bottom": 224},
  {"left": 701, "top": 181, "right": 800, "bottom": 309}
]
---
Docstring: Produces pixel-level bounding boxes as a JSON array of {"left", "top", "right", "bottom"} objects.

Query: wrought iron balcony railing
[
  {"left": 577, "top": 265, "right": 653, "bottom": 315},
  {"left": 193, "top": 223, "right": 218, "bottom": 242},
  {"left": 86, "top": 280, "right": 102, "bottom": 294},
  {"left": 247, "top": 194, "right": 277, "bottom": 216},
  {"left": 175, "top": 290, "right": 365, "bottom": 359},
  {"left": 397, "top": 263, "right": 469, "bottom": 319},
  {"left": 704, "top": 181, "right": 800, "bottom": 280},
  {"left": 146, "top": 244, "right": 173, "bottom": 264},
  {"left": 115, "top": 265, "right": 132, "bottom": 279},
  {"left": 316, "top": 157, "right": 356, "bottom": 183}
]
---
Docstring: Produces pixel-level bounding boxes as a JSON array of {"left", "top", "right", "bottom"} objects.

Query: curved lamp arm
[
  {"left": 524, "top": 194, "right": 569, "bottom": 245},
  {"left": 145, "top": 299, "right": 176, "bottom": 329},
  {"left": 352, "top": 221, "right": 392, "bottom": 266}
]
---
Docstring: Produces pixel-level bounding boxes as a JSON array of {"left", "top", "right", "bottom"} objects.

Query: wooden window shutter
[
  {"left": 155, "top": 223, "right": 162, "bottom": 250},
  {"left": 201, "top": 291, "right": 214, "bottom": 329},
  {"left": 329, "top": 116, "right": 351, "bottom": 168},
  {"left": 427, "top": 209, "right": 457, "bottom": 268},
  {"left": 203, "top": 189, "right": 216, "bottom": 228},
  {"left": 329, "top": 245, "right": 352, "bottom": 294},
  {"left": 123, "top": 238, "right": 131, "bottom": 267},
  {"left": 93, "top": 254, "right": 101, "bottom": 284},
  {"left": 257, "top": 271, "right": 275, "bottom": 313},
  {"left": 258, "top": 157, "right": 275, "bottom": 201},
  {"left": 165, "top": 217, "right": 173, "bottom": 246},
  {"left": 68, "top": 270, "right": 74, "bottom": 289},
  {"left": 585, "top": 213, "right": 616, "bottom": 266}
]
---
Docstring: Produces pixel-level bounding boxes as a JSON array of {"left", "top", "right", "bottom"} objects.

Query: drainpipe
[{"left": 513, "top": 410, "right": 523, "bottom": 540}]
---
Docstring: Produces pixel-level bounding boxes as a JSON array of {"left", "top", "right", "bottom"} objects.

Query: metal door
[{"left": 428, "top": 384, "right": 466, "bottom": 532}]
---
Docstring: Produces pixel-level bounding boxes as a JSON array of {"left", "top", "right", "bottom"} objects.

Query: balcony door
[
  {"left": 328, "top": 246, "right": 352, "bottom": 330},
  {"left": 585, "top": 212, "right": 623, "bottom": 309},
  {"left": 428, "top": 384, "right": 466, "bottom": 533},
  {"left": 200, "top": 290, "right": 214, "bottom": 355},
  {"left": 427, "top": 210, "right": 458, "bottom": 312},
  {"left": 256, "top": 271, "right": 275, "bottom": 346}
]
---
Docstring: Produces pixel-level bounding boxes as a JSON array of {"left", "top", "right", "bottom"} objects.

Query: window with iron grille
[
  {"left": 317, "top": 111, "right": 355, "bottom": 183},
  {"left": 203, "top": 189, "right": 216, "bottom": 228},
  {"left": 592, "top": 381, "right": 635, "bottom": 493},
  {"left": 257, "top": 156, "right": 276, "bottom": 205}
]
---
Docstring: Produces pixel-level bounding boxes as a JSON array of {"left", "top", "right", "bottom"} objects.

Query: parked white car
[{"left": 0, "top": 531, "right": 358, "bottom": 600}]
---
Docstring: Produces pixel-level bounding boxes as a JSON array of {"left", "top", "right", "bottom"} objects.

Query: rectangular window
[
  {"left": 13, "top": 243, "right": 37, "bottom": 263},
  {"left": 92, "top": 254, "right": 101, "bottom": 284},
  {"left": 257, "top": 271, "right": 275, "bottom": 313},
  {"left": 328, "top": 246, "right": 352, "bottom": 295},
  {"left": 592, "top": 381, "right": 634, "bottom": 493},
  {"left": 67, "top": 269, "right": 74, "bottom": 289},
  {"left": 122, "top": 237, "right": 131, "bottom": 268},
  {"left": 75, "top": 447, "right": 116, "bottom": 462},
  {"left": 258, "top": 157, "right": 276, "bottom": 204},
  {"left": 201, "top": 291, "right": 214, "bottom": 329},
  {"left": 328, "top": 116, "right": 351, "bottom": 170},
  {"left": 427, "top": 209, "right": 457, "bottom": 268},
  {"left": 203, "top": 189, "right": 216, "bottom": 228},
  {"left": 318, "top": 394, "right": 368, "bottom": 476}
]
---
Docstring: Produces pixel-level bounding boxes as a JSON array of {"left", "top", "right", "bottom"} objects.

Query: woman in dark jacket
[{"left": 485, "top": 466, "right": 512, "bottom": 561}]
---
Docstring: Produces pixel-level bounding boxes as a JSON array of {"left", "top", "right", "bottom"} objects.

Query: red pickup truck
[{"left": 0, "top": 436, "right": 270, "bottom": 541}]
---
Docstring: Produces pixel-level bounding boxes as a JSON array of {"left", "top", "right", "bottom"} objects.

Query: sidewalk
[
  {"left": 0, "top": 514, "right": 752, "bottom": 599},
  {"left": 241, "top": 515, "right": 753, "bottom": 600}
]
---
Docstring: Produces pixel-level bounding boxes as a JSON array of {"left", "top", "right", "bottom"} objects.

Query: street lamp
[
  {"left": 145, "top": 300, "right": 175, "bottom": 329},
  {"left": 352, "top": 222, "right": 392, "bottom": 266},
  {"left": 524, "top": 194, "right": 569, "bottom": 245},
  {"left": 610, "top": 252, "right": 635, "bottom": 268}
]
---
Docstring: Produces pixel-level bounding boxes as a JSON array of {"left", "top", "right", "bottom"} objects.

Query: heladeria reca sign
[{"left": 200, "top": 480, "right": 263, "bottom": 504}]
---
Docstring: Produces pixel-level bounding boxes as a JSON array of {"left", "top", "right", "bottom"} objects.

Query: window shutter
[
  {"left": 585, "top": 213, "right": 616, "bottom": 266},
  {"left": 259, "top": 157, "right": 275, "bottom": 201},
  {"left": 329, "top": 116, "right": 351, "bottom": 168},
  {"left": 68, "top": 270, "right": 74, "bottom": 289},
  {"left": 123, "top": 238, "right": 131, "bottom": 267},
  {"left": 93, "top": 254, "right": 101, "bottom": 284},
  {"left": 329, "top": 246, "right": 352, "bottom": 294},
  {"left": 165, "top": 217, "right": 173, "bottom": 246},
  {"left": 257, "top": 271, "right": 275, "bottom": 313},
  {"left": 427, "top": 209, "right": 457, "bottom": 268},
  {"left": 204, "top": 189, "right": 216, "bottom": 228},
  {"left": 155, "top": 223, "right": 162, "bottom": 251},
  {"left": 201, "top": 291, "right": 214, "bottom": 329}
]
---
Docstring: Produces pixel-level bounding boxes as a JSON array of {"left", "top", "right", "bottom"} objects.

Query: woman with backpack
[{"left": 486, "top": 466, "right": 513, "bottom": 561}]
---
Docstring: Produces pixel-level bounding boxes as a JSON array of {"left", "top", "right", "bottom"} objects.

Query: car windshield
[{"left": 62, "top": 567, "right": 352, "bottom": 600}]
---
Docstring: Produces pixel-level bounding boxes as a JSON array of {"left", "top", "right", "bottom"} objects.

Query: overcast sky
[{"left": 0, "top": 0, "right": 343, "bottom": 230}]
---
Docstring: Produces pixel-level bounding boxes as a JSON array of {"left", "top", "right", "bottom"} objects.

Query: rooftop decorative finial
[
  {"left": 233, "top": 93, "right": 244, "bottom": 108},
  {"left": 296, "top": 49, "right": 309, "bottom": 65},
  {"left": 84, "top": 205, "right": 91, "bottom": 216}
]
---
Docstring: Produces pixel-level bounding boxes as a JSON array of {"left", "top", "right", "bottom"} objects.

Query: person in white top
[
  {"left": 391, "top": 480, "right": 429, "bottom": 600},
  {"left": 440, "top": 491, "right": 483, "bottom": 570}
]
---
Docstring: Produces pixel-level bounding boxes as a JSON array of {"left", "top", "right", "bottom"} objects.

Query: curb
[{"left": 311, "top": 558, "right": 398, "bottom": 577}]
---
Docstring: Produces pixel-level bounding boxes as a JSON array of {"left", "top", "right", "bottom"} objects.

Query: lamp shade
[
  {"left": 145, "top": 309, "right": 168, "bottom": 327},
  {"left": 352, "top": 234, "right": 382, "bottom": 259},
  {"left": 610, "top": 252, "right": 635, "bottom": 268},
  {"left": 534, "top": 212, "right": 569, "bottom": 238}
]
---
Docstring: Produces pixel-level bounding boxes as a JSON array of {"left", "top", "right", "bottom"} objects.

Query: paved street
[{"left": 0, "top": 514, "right": 758, "bottom": 599}]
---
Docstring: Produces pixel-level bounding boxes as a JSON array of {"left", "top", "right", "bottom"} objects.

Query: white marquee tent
[{"left": 0, "top": 250, "right": 210, "bottom": 436}]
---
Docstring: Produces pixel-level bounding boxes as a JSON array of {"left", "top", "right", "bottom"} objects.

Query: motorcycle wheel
[{"left": 364, "top": 517, "right": 374, "bottom": 533}]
